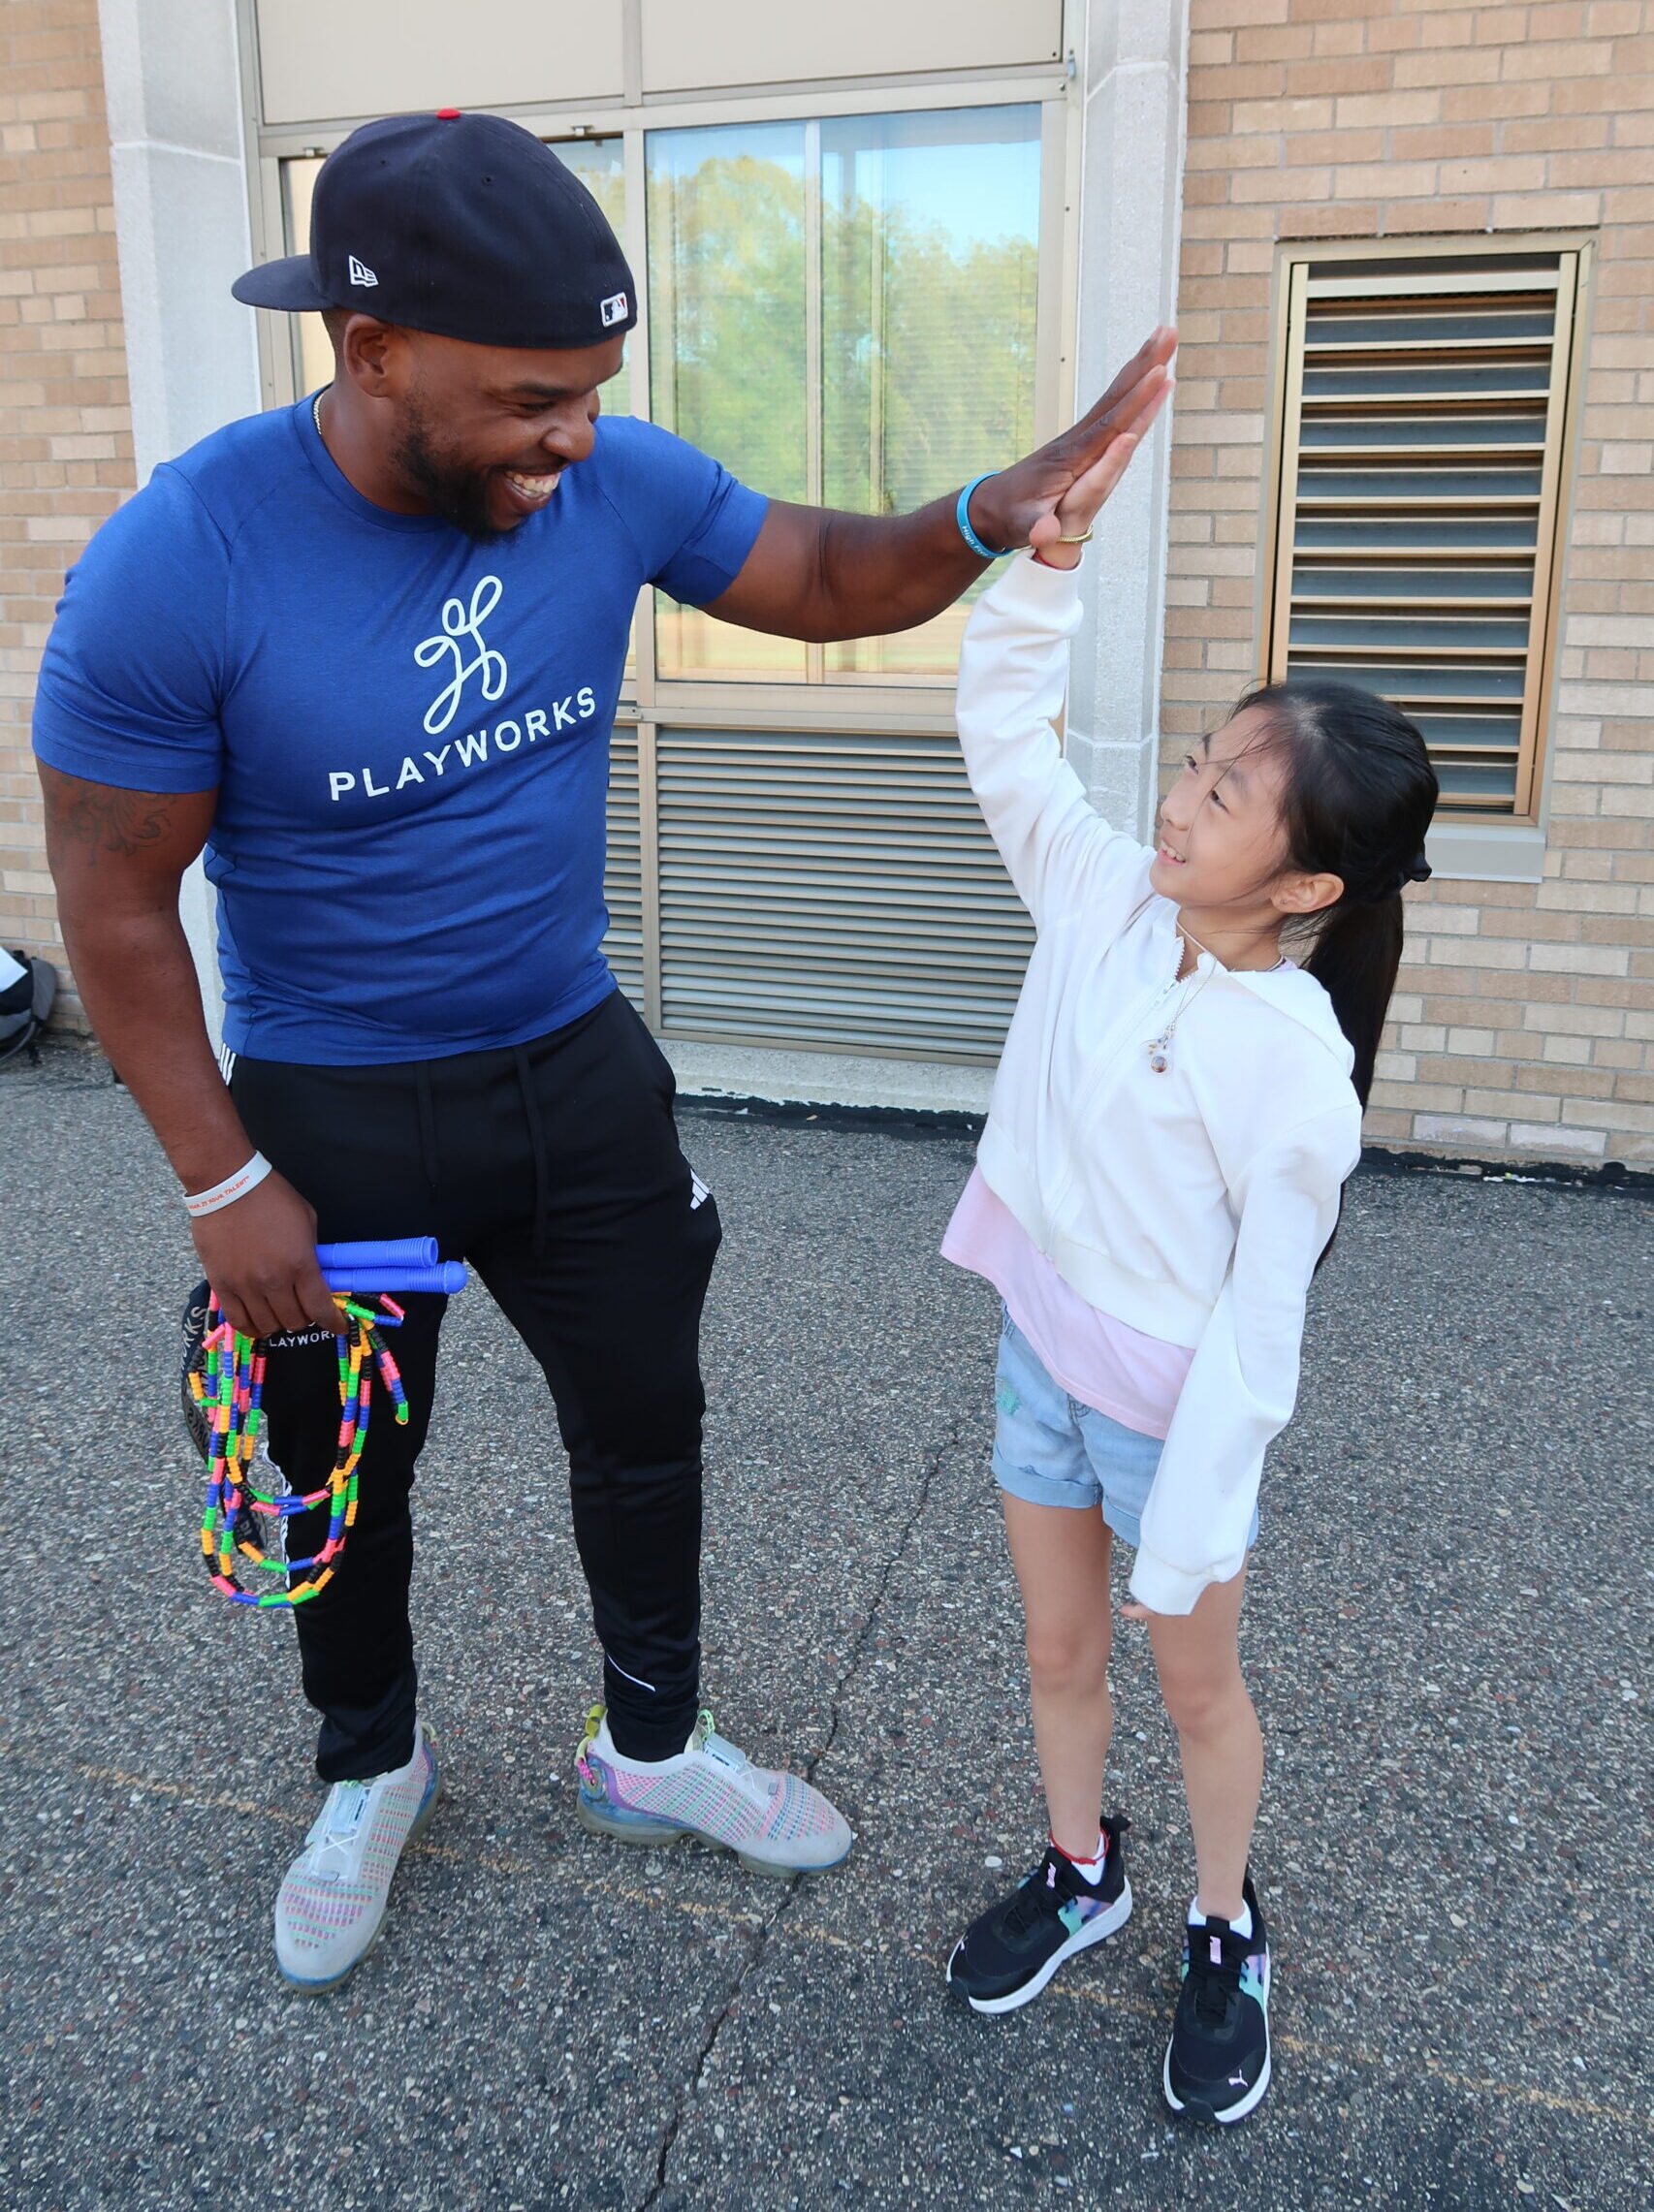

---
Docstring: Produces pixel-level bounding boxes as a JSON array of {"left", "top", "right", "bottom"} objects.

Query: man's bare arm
[
  {"left": 44, "top": 766, "right": 234, "bottom": 1182},
  {"left": 40, "top": 763, "right": 341, "bottom": 1338},
  {"left": 704, "top": 329, "right": 1176, "bottom": 644}
]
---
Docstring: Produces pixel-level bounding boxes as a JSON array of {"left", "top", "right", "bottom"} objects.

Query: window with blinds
[
  {"left": 652, "top": 726, "right": 1034, "bottom": 1058},
  {"left": 1263, "top": 243, "right": 1589, "bottom": 817}
]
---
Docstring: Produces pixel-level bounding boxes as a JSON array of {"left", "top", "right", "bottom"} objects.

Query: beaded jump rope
[{"left": 189, "top": 1292, "right": 409, "bottom": 1608}]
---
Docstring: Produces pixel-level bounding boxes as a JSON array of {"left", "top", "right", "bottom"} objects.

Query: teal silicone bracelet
[{"left": 956, "top": 472, "right": 1014, "bottom": 560}]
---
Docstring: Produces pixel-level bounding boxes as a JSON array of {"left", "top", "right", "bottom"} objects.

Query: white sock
[
  {"left": 595, "top": 1717, "right": 693, "bottom": 1771},
  {"left": 1190, "top": 1892, "right": 1252, "bottom": 1940},
  {"left": 1055, "top": 1833, "right": 1108, "bottom": 1884}
]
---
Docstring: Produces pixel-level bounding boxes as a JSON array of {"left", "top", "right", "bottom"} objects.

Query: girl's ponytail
[
  {"left": 1302, "top": 892, "right": 1404, "bottom": 1110},
  {"left": 1231, "top": 677, "right": 1439, "bottom": 1108}
]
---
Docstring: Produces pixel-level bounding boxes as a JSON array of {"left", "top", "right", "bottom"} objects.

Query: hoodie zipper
[{"left": 1041, "top": 936, "right": 1195, "bottom": 1223}]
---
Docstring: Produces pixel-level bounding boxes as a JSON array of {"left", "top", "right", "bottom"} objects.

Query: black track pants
[{"left": 227, "top": 990, "right": 720, "bottom": 1781}]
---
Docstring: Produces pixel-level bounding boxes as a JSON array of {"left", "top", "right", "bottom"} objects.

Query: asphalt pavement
[{"left": 1, "top": 1035, "right": 1650, "bottom": 2212}]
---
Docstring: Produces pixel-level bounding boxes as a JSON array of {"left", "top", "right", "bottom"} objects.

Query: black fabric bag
[{"left": 0, "top": 951, "right": 55, "bottom": 1066}]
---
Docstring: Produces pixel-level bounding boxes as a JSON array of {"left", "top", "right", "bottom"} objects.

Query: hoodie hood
[
  {"left": 1136, "top": 890, "right": 1355, "bottom": 1076},
  {"left": 1225, "top": 955, "right": 1355, "bottom": 1075}
]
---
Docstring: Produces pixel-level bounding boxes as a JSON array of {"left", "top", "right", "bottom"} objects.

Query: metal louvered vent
[
  {"left": 602, "top": 725, "right": 646, "bottom": 1011},
  {"left": 1267, "top": 248, "right": 1586, "bottom": 815},
  {"left": 652, "top": 725, "right": 1034, "bottom": 1059}
]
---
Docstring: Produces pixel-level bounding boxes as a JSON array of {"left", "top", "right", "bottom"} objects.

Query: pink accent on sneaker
[{"left": 576, "top": 1710, "right": 852, "bottom": 1875}]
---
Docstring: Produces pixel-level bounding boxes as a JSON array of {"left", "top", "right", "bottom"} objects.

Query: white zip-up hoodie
[{"left": 957, "top": 553, "right": 1363, "bottom": 1615}]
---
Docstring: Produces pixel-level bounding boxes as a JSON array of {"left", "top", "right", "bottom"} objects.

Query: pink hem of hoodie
[{"left": 942, "top": 1168, "right": 1192, "bottom": 1441}]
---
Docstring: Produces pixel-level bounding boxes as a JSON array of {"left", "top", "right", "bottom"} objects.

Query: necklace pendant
[{"left": 1148, "top": 1045, "right": 1169, "bottom": 1073}]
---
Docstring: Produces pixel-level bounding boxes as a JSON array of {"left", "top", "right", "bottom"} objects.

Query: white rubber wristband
[{"left": 184, "top": 1151, "right": 272, "bottom": 1217}]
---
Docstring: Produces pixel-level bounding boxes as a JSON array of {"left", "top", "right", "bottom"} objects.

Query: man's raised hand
[{"left": 970, "top": 325, "right": 1177, "bottom": 558}]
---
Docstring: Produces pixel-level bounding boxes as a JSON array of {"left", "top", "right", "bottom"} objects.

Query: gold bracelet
[{"left": 1056, "top": 526, "right": 1094, "bottom": 545}]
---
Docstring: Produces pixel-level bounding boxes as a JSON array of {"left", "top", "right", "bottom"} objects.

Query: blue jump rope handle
[
  {"left": 316, "top": 1237, "right": 439, "bottom": 1271},
  {"left": 314, "top": 1238, "right": 467, "bottom": 1295},
  {"left": 323, "top": 1263, "right": 469, "bottom": 1295}
]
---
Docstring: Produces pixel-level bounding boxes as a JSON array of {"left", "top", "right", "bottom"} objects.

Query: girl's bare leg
[
  {"left": 1002, "top": 1495, "right": 1115, "bottom": 1859},
  {"left": 1138, "top": 1565, "right": 1259, "bottom": 1921}
]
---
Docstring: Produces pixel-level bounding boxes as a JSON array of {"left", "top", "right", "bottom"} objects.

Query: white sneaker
[
  {"left": 273, "top": 1722, "right": 438, "bottom": 1992},
  {"left": 574, "top": 1705, "right": 853, "bottom": 1878}
]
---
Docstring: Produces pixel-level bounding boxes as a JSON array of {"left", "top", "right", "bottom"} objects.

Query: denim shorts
[{"left": 990, "top": 1308, "right": 1259, "bottom": 1553}]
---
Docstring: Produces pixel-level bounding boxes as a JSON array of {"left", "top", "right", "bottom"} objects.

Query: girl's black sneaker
[
  {"left": 946, "top": 1815, "right": 1132, "bottom": 2015},
  {"left": 1162, "top": 1873, "right": 1271, "bottom": 2124}
]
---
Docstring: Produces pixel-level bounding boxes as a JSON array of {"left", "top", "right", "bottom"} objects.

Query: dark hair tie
[{"left": 1350, "top": 848, "right": 1433, "bottom": 905}]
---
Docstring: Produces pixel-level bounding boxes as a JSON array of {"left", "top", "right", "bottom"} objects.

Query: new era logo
[
  {"left": 348, "top": 254, "right": 379, "bottom": 288},
  {"left": 599, "top": 291, "right": 628, "bottom": 327}
]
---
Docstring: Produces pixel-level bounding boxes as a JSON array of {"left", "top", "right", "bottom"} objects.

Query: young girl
[{"left": 940, "top": 424, "right": 1438, "bottom": 2125}]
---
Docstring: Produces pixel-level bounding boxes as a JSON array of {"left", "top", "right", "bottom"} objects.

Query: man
[{"left": 35, "top": 111, "right": 1174, "bottom": 1992}]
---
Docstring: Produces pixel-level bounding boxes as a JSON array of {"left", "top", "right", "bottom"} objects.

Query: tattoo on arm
[{"left": 44, "top": 774, "right": 178, "bottom": 869}]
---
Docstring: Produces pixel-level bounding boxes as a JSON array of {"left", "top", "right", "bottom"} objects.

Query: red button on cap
[{"left": 435, "top": 107, "right": 461, "bottom": 120}]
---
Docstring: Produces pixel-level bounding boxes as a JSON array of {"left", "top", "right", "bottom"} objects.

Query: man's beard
[{"left": 390, "top": 391, "right": 509, "bottom": 543}]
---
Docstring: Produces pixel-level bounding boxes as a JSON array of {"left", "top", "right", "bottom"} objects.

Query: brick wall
[
  {"left": 0, "top": 0, "right": 132, "bottom": 1027},
  {"left": 1167, "top": 0, "right": 1654, "bottom": 1165}
]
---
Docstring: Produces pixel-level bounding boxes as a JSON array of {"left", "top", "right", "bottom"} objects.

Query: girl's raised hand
[{"left": 1026, "top": 372, "right": 1173, "bottom": 569}]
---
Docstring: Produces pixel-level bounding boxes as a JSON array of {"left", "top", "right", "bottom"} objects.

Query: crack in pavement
[
  {"left": 634, "top": 1419, "right": 961, "bottom": 2212},
  {"left": 2, "top": 1727, "right": 1646, "bottom": 2142}
]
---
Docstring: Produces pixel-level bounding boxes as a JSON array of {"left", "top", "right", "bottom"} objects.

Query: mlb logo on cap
[{"left": 600, "top": 292, "right": 629, "bottom": 328}]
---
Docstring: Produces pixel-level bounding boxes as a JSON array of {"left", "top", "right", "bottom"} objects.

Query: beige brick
[
  {"left": 1413, "top": 1113, "right": 1508, "bottom": 1147},
  {"left": 1194, "top": 0, "right": 1292, "bottom": 26},
  {"left": 1502, "top": 35, "right": 1614, "bottom": 77},
  {"left": 1415, "top": 901, "right": 1482, "bottom": 935},
  {"left": 1589, "top": 2, "right": 1645, "bottom": 31},
  {"left": 1383, "top": 196, "right": 1494, "bottom": 231},
  {"left": 1527, "top": 1001, "right": 1628, "bottom": 1037},
  {"left": 1333, "top": 161, "right": 1442, "bottom": 198},
  {"left": 1505, "top": 115, "right": 1613, "bottom": 153},
  {"left": 1440, "top": 155, "right": 1550, "bottom": 194},
  {"left": 1232, "top": 96, "right": 1336, "bottom": 133},
  {"left": 1464, "top": 1086, "right": 1561, "bottom": 1119},
  {"left": 1334, "top": 88, "right": 1443, "bottom": 127},
  {"left": 1567, "top": 1096, "right": 1654, "bottom": 1133},
  {"left": 1509, "top": 1121, "right": 1608, "bottom": 1156},
  {"left": 1602, "top": 786, "right": 1654, "bottom": 817},
  {"left": 1390, "top": 122, "right": 1496, "bottom": 160},
  {"left": 1374, "top": 1049, "right": 1418, "bottom": 1083},
  {"left": 1362, "top": 1107, "right": 1413, "bottom": 1142},
  {"left": 1527, "top": 941, "right": 1635, "bottom": 976},
  {"left": 1415, "top": 935, "right": 1529, "bottom": 970}
]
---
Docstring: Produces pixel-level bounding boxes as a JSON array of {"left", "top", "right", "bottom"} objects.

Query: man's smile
[{"left": 501, "top": 466, "right": 563, "bottom": 513}]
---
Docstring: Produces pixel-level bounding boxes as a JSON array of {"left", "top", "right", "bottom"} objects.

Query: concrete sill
[{"left": 1424, "top": 820, "right": 1544, "bottom": 885}]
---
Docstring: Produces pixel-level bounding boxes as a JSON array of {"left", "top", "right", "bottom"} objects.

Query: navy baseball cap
[{"left": 233, "top": 111, "right": 637, "bottom": 351}]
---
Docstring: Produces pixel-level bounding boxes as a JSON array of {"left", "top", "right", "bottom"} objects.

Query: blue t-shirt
[{"left": 32, "top": 400, "right": 766, "bottom": 1063}]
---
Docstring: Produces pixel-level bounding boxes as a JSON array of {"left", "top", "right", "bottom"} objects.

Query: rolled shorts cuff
[
  {"left": 990, "top": 1443, "right": 1108, "bottom": 1514},
  {"left": 990, "top": 1309, "right": 1258, "bottom": 1554}
]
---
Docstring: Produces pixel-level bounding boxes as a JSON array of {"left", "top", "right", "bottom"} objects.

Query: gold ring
[{"left": 1056, "top": 527, "right": 1094, "bottom": 544}]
